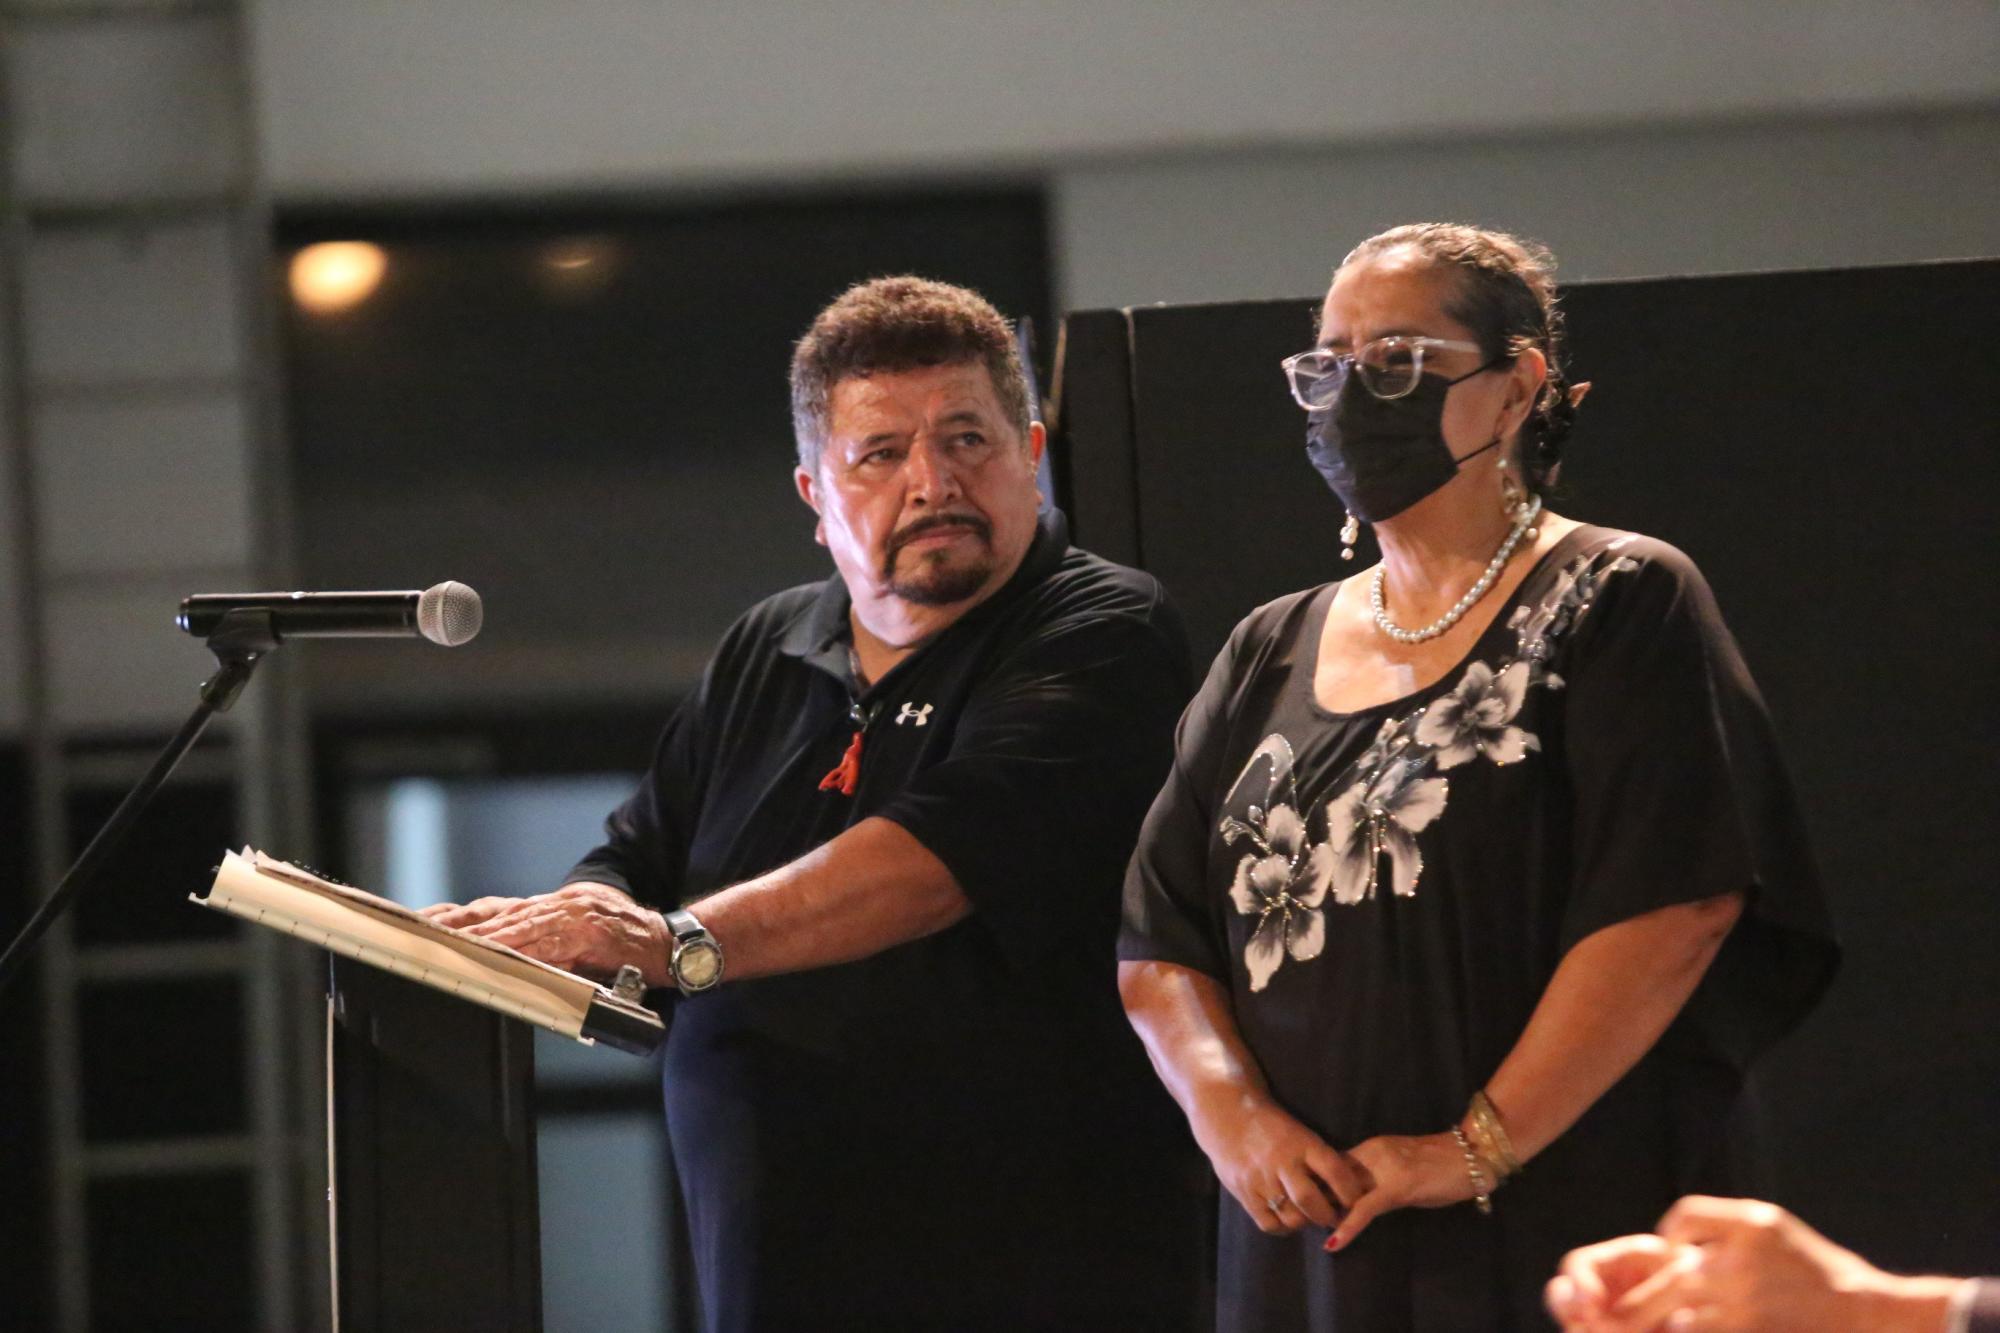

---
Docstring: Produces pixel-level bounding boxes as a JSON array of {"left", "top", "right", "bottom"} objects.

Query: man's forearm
[
  {"left": 438, "top": 817, "right": 968, "bottom": 987},
  {"left": 690, "top": 816, "right": 970, "bottom": 982}
]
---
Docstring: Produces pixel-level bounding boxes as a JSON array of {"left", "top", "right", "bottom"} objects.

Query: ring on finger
[{"left": 1266, "top": 1197, "right": 1286, "bottom": 1213}]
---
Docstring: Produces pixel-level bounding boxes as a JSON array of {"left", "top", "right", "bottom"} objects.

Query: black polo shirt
[{"left": 565, "top": 508, "right": 1208, "bottom": 1332}]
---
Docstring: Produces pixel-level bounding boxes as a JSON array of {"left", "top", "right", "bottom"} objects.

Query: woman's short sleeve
[
  {"left": 1559, "top": 540, "right": 1839, "bottom": 1065},
  {"left": 1118, "top": 618, "right": 1251, "bottom": 980}
]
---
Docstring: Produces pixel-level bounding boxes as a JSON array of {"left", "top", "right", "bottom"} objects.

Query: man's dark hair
[
  {"left": 790, "top": 276, "right": 1032, "bottom": 471},
  {"left": 1342, "top": 223, "right": 1580, "bottom": 496}
]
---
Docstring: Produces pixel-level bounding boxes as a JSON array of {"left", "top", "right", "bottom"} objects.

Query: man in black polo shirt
[{"left": 429, "top": 277, "right": 1206, "bottom": 1330}]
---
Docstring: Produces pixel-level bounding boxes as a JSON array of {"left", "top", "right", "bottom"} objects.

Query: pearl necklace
[{"left": 1369, "top": 495, "right": 1543, "bottom": 644}]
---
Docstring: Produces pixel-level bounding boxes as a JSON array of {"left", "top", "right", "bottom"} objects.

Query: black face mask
[{"left": 1305, "top": 364, "right": 1502, "bottom": 522}]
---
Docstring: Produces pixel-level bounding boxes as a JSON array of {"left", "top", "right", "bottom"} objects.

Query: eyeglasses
[{"left": 1280, "top": 336, "right": 1492, "bottom": 409}]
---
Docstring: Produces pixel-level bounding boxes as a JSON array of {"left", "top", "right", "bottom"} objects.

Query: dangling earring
[
  {"left": 1339, "top": 510, "right": 1360, "bottom": 561},
  {"left": 1499, "top": 465, "right": 1539, "bottom": 541}
]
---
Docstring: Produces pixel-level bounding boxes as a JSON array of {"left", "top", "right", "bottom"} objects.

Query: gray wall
[
  {"left": 246, "top": 0, "right": 1998, "bottom": 192},
  {"left": 1053, "top": 106, "right": 2000, "bottom": 310},
  {"left": 0, "top": 216, "right": 263, "bottom": 737}
]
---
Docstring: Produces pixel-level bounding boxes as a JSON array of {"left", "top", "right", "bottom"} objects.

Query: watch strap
[
  {"left": 664, "top": 907, "right": 704, "bottom": 944},
  {"left": 662, "top": 907, "right": 722, "bottom": 995}
]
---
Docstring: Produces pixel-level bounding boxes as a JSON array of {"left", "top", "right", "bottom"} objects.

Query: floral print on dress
[
  {"left": 1414, "top": 659, "right": 1537, "bottom": 769},
  {"left": 1219, "top": 544, "right": 1639, "bottom": 990},
  {"left": 1510, "top": 540, "right": 1640, "bottom": 688},
  {"left": 1324, "top": 739, "right": 1447, "bottom": 905},
  {"left": 1219, "top": 737, "right": 1337, "bottom": 991}
]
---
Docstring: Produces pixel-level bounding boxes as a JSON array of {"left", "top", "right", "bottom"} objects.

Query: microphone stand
[{"left": 0, "top": 609, "right": 281, "bottom": 998}]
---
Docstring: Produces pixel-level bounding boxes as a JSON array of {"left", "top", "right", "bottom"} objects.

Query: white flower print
[
  {"left": 1219, "top": 736, "right": 1335, "bottom": 991},
  {"left": 1226, "top": 803, "right": 1336, "bottom": 991},
  {"left": 1510, "top": 553, "right": 1640, "bottom": 686},
  {"left": 1354, "top": 713, "right": 1411, "bottom": 775},
  {"left": 1414, "top": 660, "right": 1539, "bottom": 770},
  {"left": 1323, "top": 755, "right": 1448, "bottom": 903},
  {"left": 1207, "top": 545, "right": 1643, "bottom": 992}
]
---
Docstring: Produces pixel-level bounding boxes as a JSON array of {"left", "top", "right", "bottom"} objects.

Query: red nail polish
[{"left": 1323, "top": 1234, "right": 1343, "bottom": 1253}]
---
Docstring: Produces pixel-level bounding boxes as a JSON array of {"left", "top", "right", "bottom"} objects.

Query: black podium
[{"left": 328, "top": 956, "right": 542, "bottom": 1332}]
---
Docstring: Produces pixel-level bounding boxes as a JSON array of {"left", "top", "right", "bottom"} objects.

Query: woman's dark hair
[{"left": 1342, "top": 223, "right": 1580, "bottom": 495}]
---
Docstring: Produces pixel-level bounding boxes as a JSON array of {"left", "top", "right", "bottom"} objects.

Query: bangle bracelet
[
  {"left": 1468, "top": 1090, "right": 1523, "bottom": 1179},
  {"left": 1450, "top": 1126, "right": 1493, "bottom": 1215}
]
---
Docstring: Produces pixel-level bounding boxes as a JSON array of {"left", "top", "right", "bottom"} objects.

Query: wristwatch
[{"left": 663, "top": 907, "right": 724, "bottom": 996}]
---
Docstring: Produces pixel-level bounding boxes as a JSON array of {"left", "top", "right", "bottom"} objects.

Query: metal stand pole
[{"left": 0, "top": 609, "right": 281, "bottom": 997}]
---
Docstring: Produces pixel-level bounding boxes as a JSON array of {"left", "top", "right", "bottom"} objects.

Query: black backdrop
[{"left": 1050, "top": 258, "right": 2000, "bottom": 1277}]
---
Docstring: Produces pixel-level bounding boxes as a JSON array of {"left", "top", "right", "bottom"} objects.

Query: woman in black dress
[{"left": 1117, "top": 223, "right": 1838, "bottom": 1331}]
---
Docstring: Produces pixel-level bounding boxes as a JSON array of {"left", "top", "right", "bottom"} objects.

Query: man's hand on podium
[{"left": 422, "top": 883, "right": 671, "bottom": 988}]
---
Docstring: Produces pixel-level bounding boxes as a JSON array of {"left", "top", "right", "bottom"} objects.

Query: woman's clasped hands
[{"left": 1193, "top": 1090, "right": 1486, "bottom": 1251}]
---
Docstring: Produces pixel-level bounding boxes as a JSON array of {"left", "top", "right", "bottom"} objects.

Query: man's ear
[
  {"left": 795, "top": 464, "right": 827, "bottom": 546},
  {"left": 1027, "top": 420, "right": 1046, "bottom": 468}
]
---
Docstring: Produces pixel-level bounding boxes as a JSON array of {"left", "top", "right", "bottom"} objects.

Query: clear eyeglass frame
[{"left": 1281, "top": 335, "right": 1487, "bottom": 409}]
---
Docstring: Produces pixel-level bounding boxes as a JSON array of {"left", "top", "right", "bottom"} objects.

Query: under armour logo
[{"left": 895, "top": 703, "right": 933, "bottom": 727}]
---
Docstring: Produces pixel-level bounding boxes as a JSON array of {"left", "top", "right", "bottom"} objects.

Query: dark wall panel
[{"left": 1557, "top": 261, "right": 1998, "bottom": 1277}]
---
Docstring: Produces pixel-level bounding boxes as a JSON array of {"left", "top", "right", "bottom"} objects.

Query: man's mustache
[{"left": 887, "top": 513, "right": 991, "bottom": 560}]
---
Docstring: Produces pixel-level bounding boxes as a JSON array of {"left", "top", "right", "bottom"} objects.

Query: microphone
[{"left": 176, "top": 582, "right": 483, "bottom": 647}]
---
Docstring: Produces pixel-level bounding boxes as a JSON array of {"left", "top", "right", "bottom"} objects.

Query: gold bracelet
[
  {"left": 1450, "top": 1126, "right": 1493, "bottom": 1215},
  {"left": 1466, "top": 1095, "right": 1519, "bottom": 1179},
  {"left": 1467, "top": 1089, "right": 1523, "bottom": 1179}
]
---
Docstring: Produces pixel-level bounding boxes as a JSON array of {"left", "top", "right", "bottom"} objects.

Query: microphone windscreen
[{"left": 417, "top": 581, "right": 483, "bottom": 646}]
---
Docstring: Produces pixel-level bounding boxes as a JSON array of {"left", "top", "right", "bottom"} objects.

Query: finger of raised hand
[
  {"left": 1547, "top": 1274, "right": 1624, "bottom": 1332},
  {"left": 1561, "top": 1235, "right": 1676, "bottom": 1315},
  {"left": 1545, "top": 1274, "right": 1584, "bottom": 1328},
  {"left": 1657, "top": 1196, "right": 1773, "bottom": 1248},
  {"left": 1603, "top": 1244, "right": 1707, "bottom": 1333}
]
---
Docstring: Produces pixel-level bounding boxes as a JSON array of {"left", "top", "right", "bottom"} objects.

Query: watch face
[{"left": 677, "top": 940, "right": 723, "bottom": 989}]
